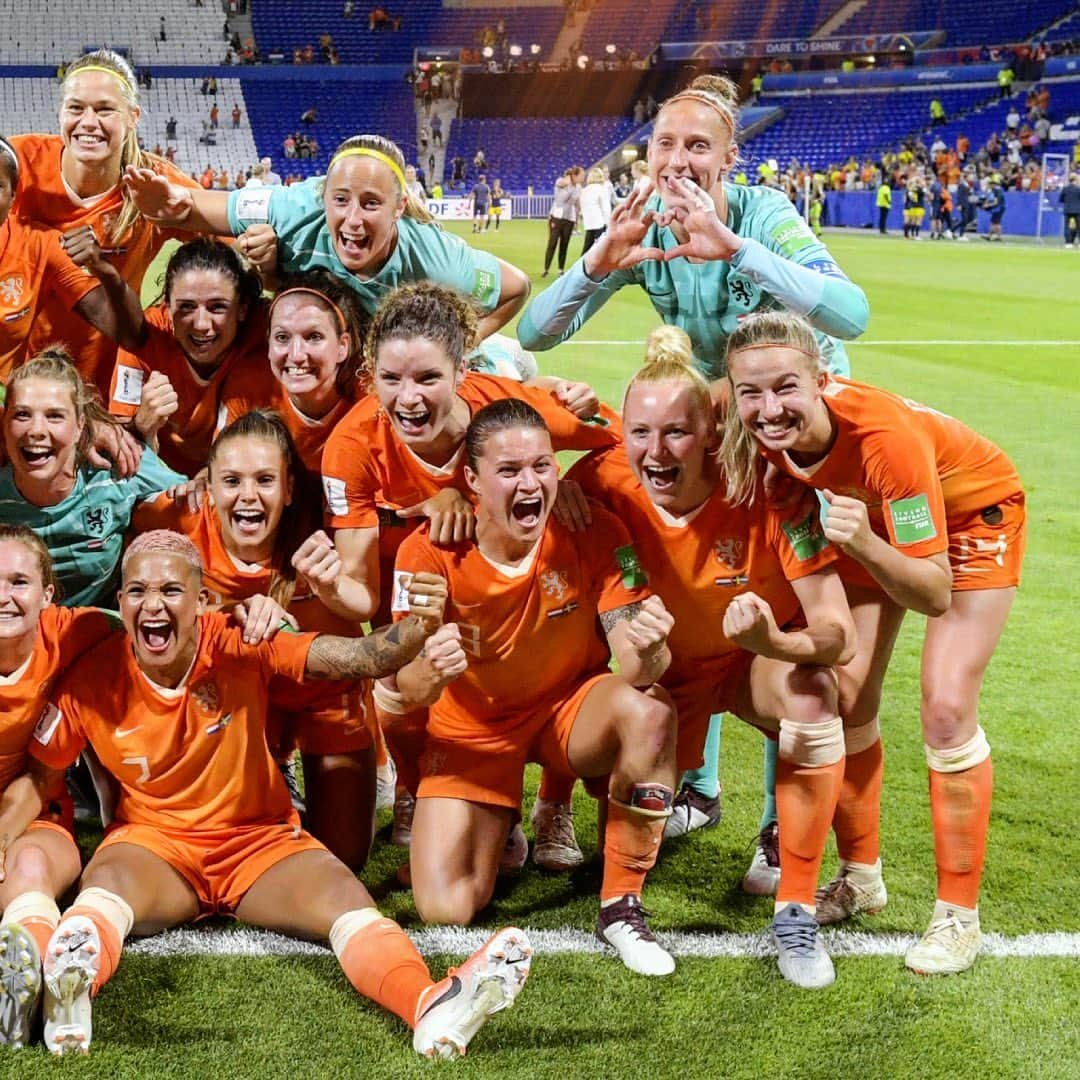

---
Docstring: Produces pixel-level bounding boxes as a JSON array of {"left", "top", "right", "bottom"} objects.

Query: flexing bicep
[{"left": 790, "top": 568, "right": 856, "bottom": 666}]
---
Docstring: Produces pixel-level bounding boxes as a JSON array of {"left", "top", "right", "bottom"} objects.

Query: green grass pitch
[{"left": 4, "top": 223, "right": 1077, "bottom": 1078}]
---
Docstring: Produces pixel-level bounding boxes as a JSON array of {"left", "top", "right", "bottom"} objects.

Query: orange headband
[
  {"left": 662, "top": 90, "right": 736, "bottom": 136},
  {"left": 270, "top": 288, "right": 347, "bottom": 333}
]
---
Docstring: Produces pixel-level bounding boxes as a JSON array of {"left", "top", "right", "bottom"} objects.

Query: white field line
[
  {"left": 126, "top": 925, "right": 1080, "bottom": 960},
  {"left": 573, "top": 339, "right": 1080, "bottom": 347}
]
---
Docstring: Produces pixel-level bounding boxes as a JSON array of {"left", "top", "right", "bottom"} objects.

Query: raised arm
[{"left": 123, "top": 165, "right": 234, "bottom": 234}]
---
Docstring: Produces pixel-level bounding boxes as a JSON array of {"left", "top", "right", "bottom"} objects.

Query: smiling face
[
  {"left": 120, "top": 551, "right": 206, "bottom": 687},
  {"left": 0, "top": 540, "right": 53, "bottom": 648},
  {"left": 372, "top": 334, "right": 466, "bottom": 451},
  {"left": 168, "top": 268, "right": 245, "bottom": 370},
  {"left": 209, "top": 436, "right": 292, "bottom": 563},
  {"left": 624, "top": 380, "right": 716, "bottom": 514},
  {"left": 728, "top": 346, "right": 831, "bottom": 457},
  {"left": 466, "top": 425, "right": 558, "bottom": 551},
  {"left": 648, "top": 98, "right": 735, "bottom": 208},
  {"left": 59, "top": 69, "right": 137, "bottom": 171},
  {"left": 3, "top": 378, "right": 83, "bottom": 498},
  {"left": 268, "top": 293, "right": 348, "bottom": 414},
  {"left": 0, "top": 163, "right": 14, "bottom": 230},
  {"left": 322, "top": 154, "right": 406, "bottom": 276}
]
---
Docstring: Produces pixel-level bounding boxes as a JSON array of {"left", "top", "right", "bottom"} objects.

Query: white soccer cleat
[
  {"left": 498, "top": 823, "right": 529, "bottom": 873},
  {"left": 742, "top": 822, "right": 781, "bottom": 896},
  {"left": 662, "top": 783, "right": 721, "bottom": 840},
  {"left": 772, "top": 903, "right": 835, "bottom": 989},
  {"left": 375, "top": 755, "right": 398, "bottom": 811},
  {"left": 906, "top": 911, "right": 981, "bottom": 975},
  {"left": 529, "top": 798, "right": 584, "bottom": 872},
  {"left": 0, "top": 923, "right": 43, "bottom": 1048},
  {"left": 43, "top": 915, "right": 100, "bottom": 1056},
  {"left": 596, "top": 894, "right": 675, "bottom": 977},
  {"left": 392, "top": 789, "right": 415, "bottom": 848},
  {"left": 815, "top": 859, "right": 888, "bottom": 925},
  {"left": 412, "top": 927, "right": 532, "bottom": 1059}
]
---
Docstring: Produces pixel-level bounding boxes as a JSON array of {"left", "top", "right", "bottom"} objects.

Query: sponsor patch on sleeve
[
  {"left": 113, "top": 365, "right": 144, "bottom": 406},
  {"left": 234, "top": 188, "right": 273, "bottom": 224},
  {"left": 614, "top": 544, "right": 648, "bottom": 588},
  {"left": 391, "top": 570, "right": 414, "bottom": 614},
  {"left": 33, "top": 703, "right": 63, "bottom": 746},
  {"left": 322, "top": 475, "right": 348, "bottom": 518},
  {"left": 782, "top": 509, "right": 830, "bottom": 561},
  {"left": 770, "top": 219, "right": 817, "bottom": 257},
  {"left": 471, "top": 267, "right": 497, "bottom": 306},
  {"left": 888, "top": 493, "right": 937, "bottom": 545}
]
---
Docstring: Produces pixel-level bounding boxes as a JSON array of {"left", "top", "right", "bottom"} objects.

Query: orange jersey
[
  {"left": 768, "top": 377, "right": 1022, "bottom": 559},
  {"left": 31, "top": 611, "right": 316, "bottom": 831},
  {"left": 393, "top": 507, "right": 648, "bottom": 740},
  {"left": 217, "top": 370, "right": 357, "bottom": 475},
  {"left": 10, "top": 134, "right": 200, "bottom": 390},
  {"left": 0, "top": 214, "right": 99, "bottom": 379},
  {"left": 0, "top": 605, "right": 114, "bottom": 793},
  {"left": 321, "top": 373, "right": 619, "bottom": 530},
  {"left": 570, "top": 447, "right": 836, "bottom": 686},
  {"left": 110, "top": 302, "right": 270, "bottom": 474},
  {"left": 132, "top": 496, "right": 359, "bottom": 636}
]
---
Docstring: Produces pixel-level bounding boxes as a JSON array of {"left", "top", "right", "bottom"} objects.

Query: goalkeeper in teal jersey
[
  {"left": 518, "top": 82, "right": 867, "bottom": 380},
  {"left": 521, "top": 75, "right": 869, "bottom": 887},
  {"left": 0, "top": 352, "right": 186, "bottom": 608},
  {"left": 122, "top": 134, "right": 531, "bottom": 345}
]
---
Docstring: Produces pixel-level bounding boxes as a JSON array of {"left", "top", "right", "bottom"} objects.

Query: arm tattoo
[
  {"left": 599, "top": 602, "right": 642, "bottom": 635},
  {"left": 306, "top": 617, "right": 427, "bottom": 681}
]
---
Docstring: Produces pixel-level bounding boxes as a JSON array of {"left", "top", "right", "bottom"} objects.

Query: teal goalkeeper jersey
[
  {"left": 0, "top": 450, "right": 186, "bottom": 607},
  {"left": 226, "top": 179, "right": 503, "bottom": 315},
  {"left": 518, "top": 183, "right": 869, "bottom": 378}
]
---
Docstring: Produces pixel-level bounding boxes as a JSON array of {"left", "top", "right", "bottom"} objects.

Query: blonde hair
[
  {"left": 630, "top": 159, "right": 649, "bottom": 179},
  {"left": 62, "top": 50, "right": 164, "bottom": 246},
  {"left": 718, "top": 311, "right": 823, "bottom": 505},
  {"left": 5, "top": 346, "right": 121, "bottom": 469},
  {"left": 624, "top": 325, "right": 715, "bottom": 428},
  {"left": 586, "top": 166, "right": 605, "bottom": 185},
  {"left": 660, "top": 74, "right": 741, "bottom": 141},
  {"left": 325, "top": 134, "right": 435, "bottom": 223}
]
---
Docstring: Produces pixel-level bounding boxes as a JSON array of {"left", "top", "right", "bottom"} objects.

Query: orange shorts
[
  {"left": 267, "top": 676, "right": 375, "bottom": 757},
  {"left": 99, "top": 815, "right": 326, "bottom": 916},
  {"left": 947, "top": 491, "right": 1026, "bottom": 591},
  {"left": 417, "top": 673, "right": 612, "bottom": 810},
  {"left": 24, "top": 817, "right": 78, "bottom": 847},
  {"left": 35, "top": 790, "right": 76, "bottom": 838},
  {"left": 665, "top": 651, "right": 756, "bottom": 772}
]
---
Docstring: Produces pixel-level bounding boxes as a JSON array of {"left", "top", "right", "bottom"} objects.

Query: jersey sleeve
[
  {"left": 769, "top": 494, "right": 839, "bottom": 581},
  {"left": 512, "top": 382, "right": 621, "bottom": 453},
  {"left": 226, "top": 181, "right": 312, "bottom": 237},
  {"left": 732, "top": 193, "right": 869, "bottom": 340},
  {"left": 516, "top": 259, "right": 639, "bottom": 351},
  {"left": 109, "top": 346, "right": 149, "bottom": 417},
  {"left": 321, "top": 421, "right": 381, "bottom": 529},
  {"left": 40, "top": 231, "right": 100, "bottom": 312},
  {"left": 130, "top": 490, "right": 189, "bottom": 534},
  {"left": 588, "top": 507, "right": 651, "bottom": 615},
  {"left": 389, "top": 529, "right": 445, "bottom": 622},
  {"left": 128, "top": 445, "right": 190, "bottom": 496},
  {"left": 29, "top": 681, "right": 89, "bottom": 771},
  {"left": 411, "top": 223, "right": 503, "bottom": 314}
]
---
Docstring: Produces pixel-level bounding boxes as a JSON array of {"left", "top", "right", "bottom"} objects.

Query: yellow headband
[
  {"left": 270, "top": 287, "right": 347, "bottom": 334},
  {"left": 67, "top": 64, "right": 131, "bottom": 88},
  {"left": 328, "top": 147, "right": 406, "bottom": 191}
]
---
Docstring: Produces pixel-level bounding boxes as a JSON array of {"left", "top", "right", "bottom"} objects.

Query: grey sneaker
[
  {"left": 771, "top": 903, "right": 835, "bottom": 989},
  {"left": 662, "top": 783, "right": 721, "bottom": 840}
]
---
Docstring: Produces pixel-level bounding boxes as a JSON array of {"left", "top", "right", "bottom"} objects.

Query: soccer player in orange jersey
[
  {"left": 567, "top": 326, "right": 855, "bottom": 988},
  {"left": 0, "top": 527, "right": 119, "bottom": 1047},
  {"left": 0, "top": 530, "right": 531, "bottom": 1058},
  {"left": 387, "top": 399, "right": 680, "bottom": 977},
  {"left": 722, "top": 311, "right": 1025, "bottom": 975},
  {"left": 322, "top": 283, "right": 615, "bottom": 869},
  {"left": 217, "top": 270, "right": 371, "bottom": 474},
  {"left": 134, "top": 411, "right": 382, "bottom": 869},
  {"left": 109, "top": 239, "right": 271, "bottom": 474}
]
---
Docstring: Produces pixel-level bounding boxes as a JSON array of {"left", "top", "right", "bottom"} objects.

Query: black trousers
[{"left": 544, "top": 216, "right": 574, "bottom": 271}]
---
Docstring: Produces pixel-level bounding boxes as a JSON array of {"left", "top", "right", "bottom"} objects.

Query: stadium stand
[
  {"left": 0, "top": 0, "right": 226, "bottom": 64},
  {"left": 662, "top": 0, "right": 845, "bottom": 45},
  {"left": 578, "top": 0, "right": 677, "bottom": 59}
]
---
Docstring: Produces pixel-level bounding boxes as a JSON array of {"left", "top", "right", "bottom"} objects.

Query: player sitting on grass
[{"left": 0, "top": 530, "right": 531, "bottom": 1058}]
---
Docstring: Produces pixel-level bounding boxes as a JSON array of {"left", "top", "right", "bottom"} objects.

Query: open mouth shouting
[
  {"left": 231, "top": 508, "right": 266, "bottom": 537},
  {"left": 511, "top": 496, "right": 544, "bottom": 530},
  {"left": 18, "top": 444, "right": 56, "bottom": 470},
  {"left": 642, "top": 463, "right": 680, "bottom": 493},
  {"left": 336, "top": 230, "right": 372, "bottom": 263},
  {"left": 138, "top": 618, "right": 174, "bottom": 655},
  {"left": 394, "top": 409, "right": 431, "bottom": 436}
]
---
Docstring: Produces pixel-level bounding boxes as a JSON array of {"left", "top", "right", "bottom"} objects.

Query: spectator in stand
[
  {"left": 431, "top": 114, "right": 443, "bottom": 147},
  {"left": 404, "top": 164, "right": 426, "bottom": 203},
  {"left": 344, "top": 0, "right": 354, "bottom": 14},
  {"left": 210, "top": 105, "right": 220, "bottom": 130},
  {"left": 929, "top": 97, "right": 946, "bottom": 126},
  {"left": 246, "top": 162, "right": 269, "bottom": 188},
  {"left": 232, "top": 104, "right": 242, "bottom": 129},
  {"left": 579, "top": 167, "right": 611, "bottom": 255},
  {"left": 284, "top": 134, "right": 297, "bottom": 160},
  {"left": 216, "top": 168, "right": 230, "bottom": 190},
  {"left": 473, "top": 148, "right": 488, "bottom": 172},
  {"left": 1061, "top": 173, "right": 1080, "bottom": 248},
  {"left": 261, "top": 157, "right": 282, "bottom": 185},
  {"left": 997, "top": 64, "right": 1014, "bottom": 98},
  {"left": 196, "top": 168, "right": 212, "bottom": 191},
  {"left": 956, "top": 132, "right": 969, "bottom": 162},
  {"left": 1006, "top": 105, "right": 1020, "bottom": 133},
  {"left": 450, "top": 154, "right": 465, "bottom": 190},
  {"left": 302, "top": 107, "right": 318, "bottom": 125},
  {"left": 876, "top": 176, "right": 891, "bottom": 234},
  {"left": 166, "top": 115, "right": 178, "bottom": 142}
]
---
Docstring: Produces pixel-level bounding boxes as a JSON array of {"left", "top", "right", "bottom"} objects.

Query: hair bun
[
  {"left": 644, "top": 324, "right": 694, "bottom": 368},
  {"left": 689, "top": 74, "right": 740, "bottom": 109}
]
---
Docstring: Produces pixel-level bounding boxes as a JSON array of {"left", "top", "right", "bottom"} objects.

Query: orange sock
[
  {"left": 538, "top": 768, "right": 575, "bottom": 804},
  {"left": 929, "top": 756, "right": 993, "bottom": 909},
  {"left": 776, "top": 717, "right": 845, "bottom": 907},
  {"left": 62, "top": 907, "right": 123, "bottom": 995},
  {"left": 834, "top": 736, "right": 884, "bottom": 865},
  {"left": 335, "top": 913, "right": 433, "bottom": 1028},
  {"left": 22, "top": 916, "right": 56, "bottom": 960},
  {"left": 600, "top": 799, "right": 665, "bottom": 901}
]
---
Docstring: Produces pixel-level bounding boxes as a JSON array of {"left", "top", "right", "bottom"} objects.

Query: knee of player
[
  {"left": 414, "top": 886, "right": 484, "bottom": 927},
  {"left": 782, "top": 664, "right": 839, "bottom": 723},
  {"left": 837, "top": 669, "right": 883, "bottom": 729},
  {"left": 5, "top": 842, "right": 55, "bottom": 890},
  {"left": 920, "top": 688, "right": 976, "bottom": 746},
  {"left": 619, "top": 689, "right": 677, "bottom": 759}
]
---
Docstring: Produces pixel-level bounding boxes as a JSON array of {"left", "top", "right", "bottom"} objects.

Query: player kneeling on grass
[
  {"left": 0, "top": 530, "right": 530, "bottom": 1058},
  {"left": 567, "top": 326, "right": 857, "bottom": 989},
  {"left": 384, "top": 399, "right": 681, "bottom": 977}
]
